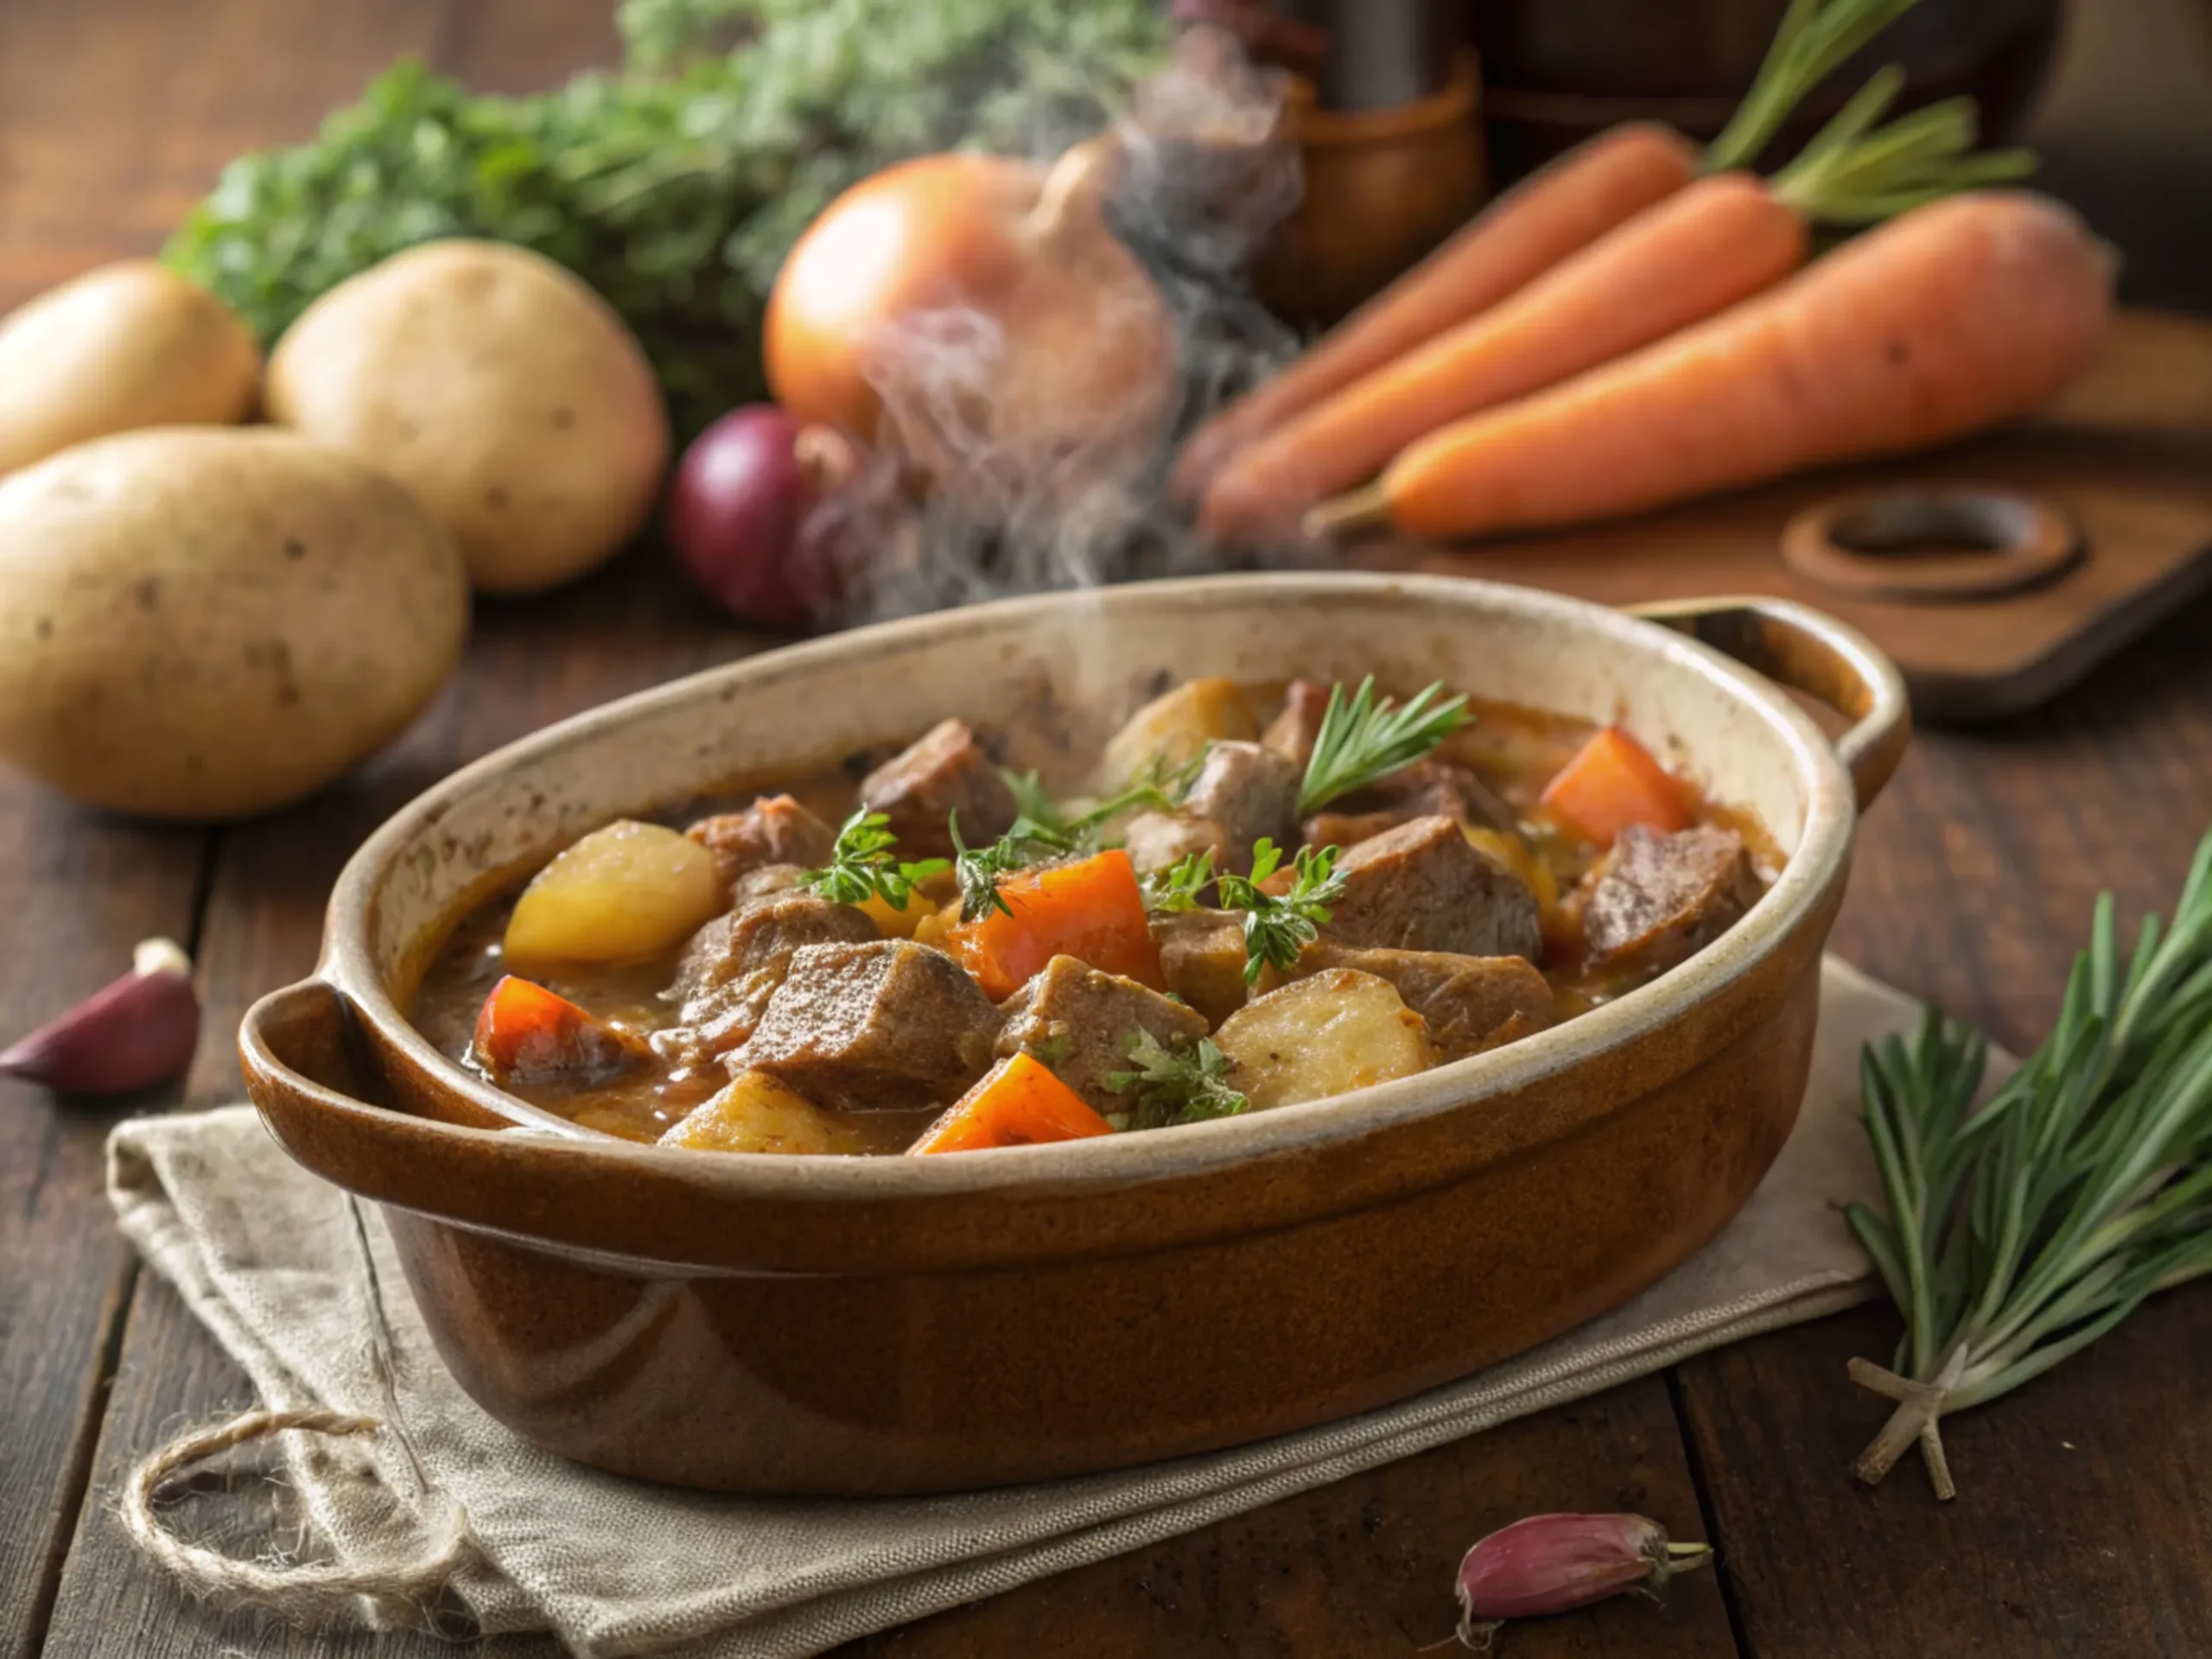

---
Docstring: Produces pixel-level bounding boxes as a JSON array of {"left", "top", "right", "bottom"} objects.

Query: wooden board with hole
[{"left": 1369, "top": 309, "right": 2212, "bottom": 723}]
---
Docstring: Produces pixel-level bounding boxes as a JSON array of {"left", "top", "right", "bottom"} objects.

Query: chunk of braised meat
[
  {"left": 858, "top": 718, "right": 1018, "bottom": 860},
  {"left": 1123, "top": 740, "right": 1300, "bottom": 878},
  {"left": 685, "top": 795, "right": 836, "bottom": 900},
  {"left": 663, "top": 893, "right": 877, "bottom": 1063},
  {"left": 732, "top": 861, "right": 810, "bottom": 902},
  {"left": 995, "top": 954, "right": 1211, "bottom": 1115},
  {"left": 1325, "top": 814, "right": 1542, "bottom": 962},
  {"left": 1580, "top": 824, "right": 1763, "bottom": 978},
  {"left": 1281, "top": 943, "right": 1553, "bottom": 1060},
  {"left": 1303, "top": 757, "right": 1515, "bottom": 849},
  {"left": 736, "top": 939, "right": 1004, "bottom": 1109},
  {"left": 1262, "top": 677, "right": 1331, "bottom": 765},
  {"left": 1148, "top": 907, "right": 1250, "bottom": 1027}
]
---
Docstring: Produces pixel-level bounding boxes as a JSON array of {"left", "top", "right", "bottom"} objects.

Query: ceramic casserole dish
[{"left": 240, "top": 573, "right": 1908, "bottom": 1495}]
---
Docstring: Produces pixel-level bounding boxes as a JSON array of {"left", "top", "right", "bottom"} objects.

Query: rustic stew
[{"left": 413, "top": 677, "right": 1777, "bottom": 1154}]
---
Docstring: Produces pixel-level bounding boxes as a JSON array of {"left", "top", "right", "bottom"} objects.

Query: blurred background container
[{"left": 1469, "top": 0, "right": 2063, "bottom": 177}]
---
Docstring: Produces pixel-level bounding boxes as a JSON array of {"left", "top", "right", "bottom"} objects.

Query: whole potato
[
  {"left": 0, "top": 428, "right": 468, "bottom": 820},
  {"left": 265, "top": 240, "right": 669, "bottom": 594},
  {"left": 0, "top": 261, "right": 260, "bottom": 476}
]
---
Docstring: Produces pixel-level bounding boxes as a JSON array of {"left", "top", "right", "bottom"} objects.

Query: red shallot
[
  {"left": 0, "top": 937, "right": 200, "bottom": 1096},
  {"left": 1452, "top": 1511, "right": 1712, "bottom": 1648},
  {"left": 667, "top": 406, "right": 857, "bottom": 629}
]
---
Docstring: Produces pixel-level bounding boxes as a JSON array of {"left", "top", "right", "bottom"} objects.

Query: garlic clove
[
  {"left": 1455, "top": 1511, "right": 1711, "bottom": 1644},
  {"left": 0, "top": 936, "right": 200, "bottom": 1096}
]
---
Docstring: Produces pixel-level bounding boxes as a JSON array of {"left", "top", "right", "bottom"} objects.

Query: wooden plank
[
  {"left": 5, "top": 0, "right": 625, "bottom": 1651},
  {"left": 1671, "top": 591, "right": 2212, "bottom": 1656},
  {"left": 836, "top": 1378, "right": 1732, "bottom": 1657},
  {"left": 1680, "top": 1296, "right": 2212, "bottom": 1658},
  {"left": 45, "top": 1271, "right": 564, "bottom": 1659},
  {"left": 41, "top": 567, "right": 762, "bottom": 1656},
  {"left": 0, "top": 791, "right": 203, "bottom": 1659}
]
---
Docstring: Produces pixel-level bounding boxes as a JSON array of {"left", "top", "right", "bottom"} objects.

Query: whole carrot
[
  {"left": 1169, "top": 0, "right": 1929, "bottom": 505},
  {"left": 1166, "top": 123, "right": 1698, "bottom": 502},
  {"left": 1198, "top": 68, "right": 2035, "bottom": 544},
  {"left": 1305, "top": 192, "right": 2114, "bottom": 545}
]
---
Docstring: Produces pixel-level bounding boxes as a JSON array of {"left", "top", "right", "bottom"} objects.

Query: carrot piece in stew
[
  {"left": 908, "top": 1052, "right": 1116, "bottom": 1154},
  {"left": 471, "top": 974, "right": 641, "bottom": 1085},
  {"left": 945, "top": 849, "right": 1163, "bottom": 1001},
  {"left": 1539, "top": 727, "right": 1693, "bottom": 849}
]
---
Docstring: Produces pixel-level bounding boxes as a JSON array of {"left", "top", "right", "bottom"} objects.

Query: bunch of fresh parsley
[{"left": 162, "top": 0, "right": 1171, "bottom": 439}]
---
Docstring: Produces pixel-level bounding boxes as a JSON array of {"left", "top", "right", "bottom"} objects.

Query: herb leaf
[
  {"left": 1298, "top": 678, "right": 1470, "bottom": 817},
  {"left": 1142, "top": 849, "right": 1217, "bottom": 914},
  {"left": 800, "top": 807, "right": 948, "bottom": 910},
  {"left": 1844, "top": 826, "right": 2212, "bottom": 1497},
  {"left": 997, "top": 765, "right": 1202, "bottom": 855},
  {"left": 1001, "top": 769, "right": 1070, "bottom": 836},
  {"left": 951, "top": 813, "right": 1078, "bottom": 923},
  {"left": 1105, "top": 1031, "right": 1249, "bottom": 1129},
  {"left": 1216, "top": 840, "right": 1347, "bottom": 983}
]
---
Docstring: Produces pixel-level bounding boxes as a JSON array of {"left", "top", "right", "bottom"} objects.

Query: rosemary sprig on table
[
  {"left": 1217, "top": 840, "right": 1347, "bottom": 983},
  {"left": 1105, "top": 1031, "right": 1249, "bottom": 1130},
  {"left": 1298, "top": 678, "right": 1469, "bottom": 817},
  {"left": 799, "top": 808, "right": 948, "bottom": 909},
  {"left": 1847, "top": 828, "right": 2212, "bottom": 1497}
]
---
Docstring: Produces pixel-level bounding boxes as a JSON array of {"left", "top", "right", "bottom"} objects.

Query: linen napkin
[{"left": 107, "top": 956, "right": 1947, "bottom": 1658}]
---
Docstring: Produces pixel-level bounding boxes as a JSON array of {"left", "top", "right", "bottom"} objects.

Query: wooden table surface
[{"left": 4, "top": 2, "right": 2212, "bottom": 1656}]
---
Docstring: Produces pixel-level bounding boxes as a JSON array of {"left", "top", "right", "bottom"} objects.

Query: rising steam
[{"left": 807, "top": 26, "right": 1312, "bottom": 626}]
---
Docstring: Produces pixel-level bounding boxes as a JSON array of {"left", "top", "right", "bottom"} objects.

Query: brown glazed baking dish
[{"left": 239, "top": 574, "right": 1908, "bottom": 1496}]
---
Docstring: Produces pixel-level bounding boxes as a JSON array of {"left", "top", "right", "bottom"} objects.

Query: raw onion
[{"left": 762, "top": 137, "right": 1177, "bottom": 506}]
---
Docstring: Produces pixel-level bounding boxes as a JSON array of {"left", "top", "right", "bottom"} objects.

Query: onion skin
[
  {"left": 1455, "top": 1512, "right": 1711, "bottom": 1643},
  {"left": 763, "top": 144, "right": 1177, "bottom": 505},
  {"left": 0, "top": 938, "right": 199, "bottom": 1096}
]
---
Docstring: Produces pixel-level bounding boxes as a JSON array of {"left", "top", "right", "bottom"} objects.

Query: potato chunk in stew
[
  {"left": 1213, "top": 969, "right": 1435, "bottom": 1110},
  {"left": 660, "top": 1070, "right": 842, "bottom": 1154},
  {"left": 1099, "top": 677, "right": 1256, "bottom": 791},
  {"left": 504, "top": 820, "right": 721, "bottom": 968}
]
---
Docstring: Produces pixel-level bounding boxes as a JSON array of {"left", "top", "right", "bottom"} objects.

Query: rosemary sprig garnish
[
  {"left": 1217, "top": 839, "right": 1347, "bottom": 983},
  {"left": 1846, "top": 828, "right": 2212, "bottom": 1498},
  {"left": 1142, "top": 849, "right": 1217, "bottom": 914},
  {"left": 799, "top": 808, "right": 949, "bottom": 909},
  {"left": 1298, "top": 678, "right": 1470, "bottom": 817},
  {"left": 1105, "top": 1030, "right": 1249, "bottom": 1129}
]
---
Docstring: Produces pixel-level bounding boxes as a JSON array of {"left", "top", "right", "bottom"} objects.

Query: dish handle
[
  {"left": 238, "top": 976, "right": 379, "bottom": 1122},
  {"left": 1628, "top": 595, "right": 1911, "bottom": 810}
]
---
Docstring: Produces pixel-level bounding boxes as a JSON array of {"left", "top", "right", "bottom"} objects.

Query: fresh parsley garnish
[
  {"left": 1000, "top": 769, "right": 1071, "bottom": 836},
  {"left": 1105, "top": 1030, "right": 1249, "bottom": 1129},
  {"left": 951, "top": 812, "right": 1078, "bottom": 923},
  {"left": 1142, "top": 849, "right": 1217, "bottom": 914},
  {"left": 1216, "top": 839, "right": 1347, "bottom": 983},
  {"left": 1298, "top": 677, "right": 1471, "bottom": 817},
  {"left": 800, "top": 808, "right": 949, "bottom": 910},
  {"left": 993, "top": 764, "right": 1204, "bottom": 855}
]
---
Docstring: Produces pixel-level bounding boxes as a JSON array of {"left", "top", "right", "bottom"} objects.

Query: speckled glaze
[{"left": 240, "top": 575, "right": 1908, "bottom": 1496}]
